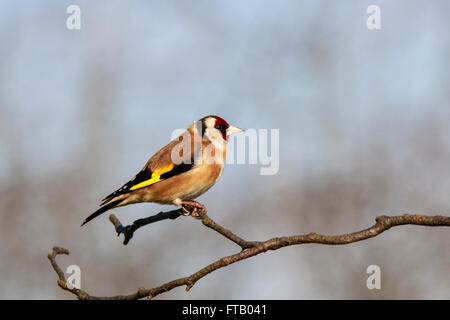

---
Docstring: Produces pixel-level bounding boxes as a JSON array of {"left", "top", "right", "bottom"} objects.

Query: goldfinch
[{"left": 81, "top": 115, "right": 243, "bottom": 226}]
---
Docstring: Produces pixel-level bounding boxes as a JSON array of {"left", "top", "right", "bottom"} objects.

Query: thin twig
[
  {"left": 109, "top": 209, "right": 182, "bottom": 245},
  {"left": 197, "top": 211, "right": 260, "bottom": 249},
  {"left": 47, "top": 247, "right": 91, "bottom": 300},
  {"left": 48, "top": 213, "right": 450, "bottom": 300},
  {"left": 109, "top": 206, "right": 259, "bottom": 249}
]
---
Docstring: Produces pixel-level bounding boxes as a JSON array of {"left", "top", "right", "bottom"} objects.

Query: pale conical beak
[{"left": 226, "top": 125, "right": 244, "bottom": 136}]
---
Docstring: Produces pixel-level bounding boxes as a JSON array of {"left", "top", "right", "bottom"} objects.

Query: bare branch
[
  {"left": 47, "top": 247, "right": 91, "bottom": 300},
  {"left": 48, "top": 213, "right": 450, "bottom": 300},
  {"left": 197, "top": 211, "right": 260, "bottom": 249},
  {"left": 109, "top": 206, "right": 259, "bottom": 249},
  {"left": 109, "top": 209, "right": 182, "bottom": 245}
]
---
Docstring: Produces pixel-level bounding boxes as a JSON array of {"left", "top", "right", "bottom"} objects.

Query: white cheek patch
[
  {"left": 204, "top": 117, "right": 216, "bottom": 128},
  {"left": 203, "top": 128, "right": 226, "bottom": 164},
  {"left": 204, "top": 128, "right": 223, "bottom": 144}
]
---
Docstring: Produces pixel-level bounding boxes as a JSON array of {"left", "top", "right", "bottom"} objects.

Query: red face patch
[{"left": 214, "top": 117, "right": 229, "bottom": 140}]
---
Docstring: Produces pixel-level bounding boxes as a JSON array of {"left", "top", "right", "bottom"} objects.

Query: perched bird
[{"left": 81, "top": 115, "right": 243, "bottom": 226}]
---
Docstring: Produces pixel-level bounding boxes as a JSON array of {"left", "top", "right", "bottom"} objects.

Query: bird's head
[{"left": 200, "top": 115, "right": 243, "bottom": 142}]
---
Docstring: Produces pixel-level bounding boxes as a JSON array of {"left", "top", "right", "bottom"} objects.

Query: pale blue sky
[{"left": 0, "top": 0, "right": 449, "bottom": 299}]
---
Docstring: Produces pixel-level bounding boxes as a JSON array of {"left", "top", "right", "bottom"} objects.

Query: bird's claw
[
  {"left": 181, "top": 202, "right": 206, "bottom": 219},
  {"left": 181, "top": 206, "right": 191, "bottom": 216}
]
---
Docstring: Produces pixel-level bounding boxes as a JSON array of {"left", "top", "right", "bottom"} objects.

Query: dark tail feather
[{"left": 81, "top": 199, "right": 122, "bottom": 226}]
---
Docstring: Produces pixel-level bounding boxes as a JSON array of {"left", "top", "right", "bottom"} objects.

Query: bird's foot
[{"left": 181, "top": 201, "right": 207, "bottom": 219}]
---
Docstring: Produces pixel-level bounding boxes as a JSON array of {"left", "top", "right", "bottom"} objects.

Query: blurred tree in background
[{"left": 0, "top": 0, "right": 449, "bottom": 299}]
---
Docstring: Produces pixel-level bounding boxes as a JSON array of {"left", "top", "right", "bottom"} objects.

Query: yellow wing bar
[{"left": 129, "top": 164, "right": 175, "bottom": 191}]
